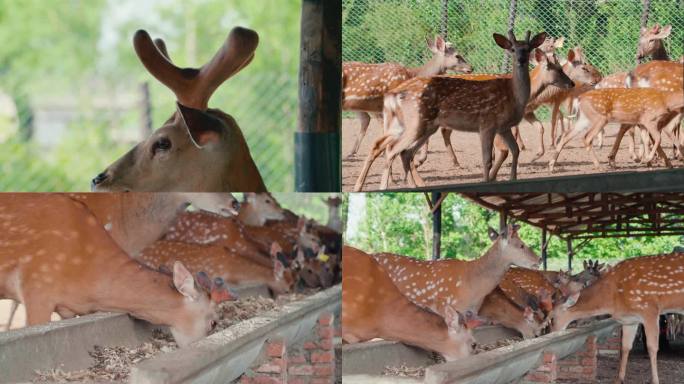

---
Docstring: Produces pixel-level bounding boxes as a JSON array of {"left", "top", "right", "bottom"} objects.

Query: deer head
[
  {"left": 529, "top": 35, "right": 564, "bottom": 65},
  {"left": 443, "top": 307, "right": 485, "bottom": 361},
  {"left": 240, "top": 193, "right": 287, "bottom": 225},
  {"left": 564, "top": 47, "right": 602, "bottom": 85},
  {"left": 637, "top": 24, "right": 672, "bottom": 60},
  {"left": 494, "top": 30, "right": 547, "bottom": 69},
  {"left": 427, "top": 36, "right": 473, "bottom": 74},
  {"left": 532, "top": 49, "right": 575, "bottom": 91},
  {"left": 270, "top": 242, "right": 297, "bottom": 294},
  {"left": 92, "top": 27, "right": 265, "bottom": 192},
  {"left": 488, "top": 223, "right": 540, "bottom": 269}
]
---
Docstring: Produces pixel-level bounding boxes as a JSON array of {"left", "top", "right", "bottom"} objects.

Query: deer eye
[{"left": 152, "top": 137, "right": 172, "bottom": 155}]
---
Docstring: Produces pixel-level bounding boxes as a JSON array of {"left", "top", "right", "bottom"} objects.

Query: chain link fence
[
  {"left": 0, "top": 0, "right": 298, "bottom": 192},
  {"left": 343, "top": 0, "right": 684, "bottom": 78}
]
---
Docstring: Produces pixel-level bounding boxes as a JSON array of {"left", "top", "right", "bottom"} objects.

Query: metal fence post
[
  {"left": 567, "top": 237, "right": 574, "bottom": 272},
  {"left": 432, "top": 192, "right": 442, "bottom": 260},
  {"left": 542, "top": 229, "right": 548, "bottom": 271},
  {"left": 441, "top": 0, "right": 449, "bottom": 41},
  {"left": 639, "top": 0, "right": 651, "bottom": 64},
  {"left": 501, "top": 0, "right": 517, "bottom": 73},
  {"left": 139, "top": 82, "right": 153, "bottom": 138}
]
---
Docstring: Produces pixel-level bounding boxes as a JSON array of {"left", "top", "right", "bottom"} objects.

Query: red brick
[
  {"left": 318, "top": 312, "right": 334, "bottom": 326},
  {"left": 581, "top": 357, "right": 596, "bottom": 366},
  {"left": 267, "top": 340, "right": 286, "bottom": 357},
  {"left": 543, "top": 352, "right": 556, "bottom": 364},
  {"left": 318, "top": 326, "right": 334, "bottom": 339},
  {"left": 252, "top": 376, "right": 282, "bottom": 384},
  {"left": 289, "top": 354, "right": 307, "bottom": 364},
  {"left": 524, "top": 372, "right": 552, "bottom": 382},
  {"left": 255, "top": 362, "right": 282, "bottom": 374},
  {"left": 311, "top": 378, "right": 333, "bottom": 384},
  {"left": 311, "top": 351, "right": 334, "bottom": 363},
  {"left": 314, "top": 364, "right": 334, "bottom": 376},
  {"left": 318, "top": 338, "right": 333, "bottom": 350},
  {"left": 288, "top": 379, "right": 307, "bottom": 384},
  {"left": 238, "top": 376, "right": 252, "bottom": 384},
  {"left": 304, "top": 341, "right": 318, "bottom": 350},
  {"left": 289, "top": 364, "right": 314, "bottom": 376}
]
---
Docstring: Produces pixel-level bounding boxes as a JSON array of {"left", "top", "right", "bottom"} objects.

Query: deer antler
[{"left": 133, "top": 27, "right": 259, "bottom": 110}]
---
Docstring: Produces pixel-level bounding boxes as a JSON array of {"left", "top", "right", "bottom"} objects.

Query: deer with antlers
[
  {"left": 91, "top": 27, "right": 265, "bottom": 192},
  {"left": 342, "top": 246, "right": 483, "bottom": 361},
  {"left": 551, "top": 253, "right": 684, "bottom": 384},
  {"left": 343, "top": 36, "right": 473, "bottom": 157},
  {"left": 0, "top": 194, "right": 236, "bottom": 346},
  {"left": 353, "top": 31, "right": 567, "bottom": 190},
  {"left": 373, "top": 224, "right": 539, "bottom": 319}
]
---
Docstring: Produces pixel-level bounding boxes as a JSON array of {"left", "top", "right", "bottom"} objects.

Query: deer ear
[
  {"left": 529, "top": 32, "right": 548, "bottom": 50},
  {"left": 488, "top": 226, "right": 500, "bottom": 241},
  {"left": 173, "top": 261, "right": 200, "bottom": 301},
  {"left": 435, "top": 35, "right": 446, "bottom": 52},
  {"left": 655, "top": 25, "right": 672, "bottom": 39},
  {"left": 493, "top": 33, "right": 513, "bottom": 50},
  {"left": 567, "top": 48, "right": 576, "bottom": 63},
  {"left": 177, "top": 102, "right": 223, "bottom": 148},
  {"left": 274, "top": 258, "right": 285, "bottom": 279},
  {"left": 533, "top": 49, "right": 545, "bottom": 66},
  {"left": 562, "top": 291, "right": 581, "bottom": 309},
  {"left": 443, "top": 305, "right": 460, "bottom": 328},
  {"left": 523, "top": 306, "right": 534, "bottom": 321}
]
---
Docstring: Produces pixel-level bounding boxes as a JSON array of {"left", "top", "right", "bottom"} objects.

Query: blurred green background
[
  {"left": 0, "top": 0, "right": 300, "bottom": 191},
  {"left": 345, "top": 193, "right": 683, "bottom": 272}
]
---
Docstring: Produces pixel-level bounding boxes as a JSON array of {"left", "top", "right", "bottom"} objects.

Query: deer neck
[
  {"left": 465, "top": 243, "right": 513, "bottom": 310},
  {"left": 410, "top": 55, "right": 444, "bottom": 77},
  {"left": 384, "top": 302, "right": 453, "bottom": 355},
  {"left": 510, "top": 61, "right": 532, "bottom": 115},
  {"left": 238, "top": 202, "right": 272, "bottom": 226},
  {"left": 93, "top": 257, "right": 187, "bottom": 327},
  {"left": 81, "top": 193, "right": 191, "bottom": 257},
  {"left": 557, "top": 277, "right": 613, "bottom": 329},
  {"left": 651, "top": 42, "right": 670, "bottom": 61},
  {"left": 218, "top": 115, "right": 267, "bottom": 192}
]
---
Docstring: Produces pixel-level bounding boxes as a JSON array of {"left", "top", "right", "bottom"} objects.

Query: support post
[
  {"left": 432, "top": 192, "right": 442, "bottom": 260},
  {"left": 542, "top": 229, "right": 548, "bottom": 271},
  {"left": 296, "top": 0, "right": 341, "bottom": 191},
  {"left": 499, "top": 211, "right": 508, "bottom": 232},
  {"left": 140, "top": 82, "right": 153, "bottom": 137},
  {"left": 639, "top": 0, "right": 651, "bottom": 64},
  {"left": 501, "top": 0, "right": 517, "bottom": 72},
  {"left": 567, "top": 237, "right": 574, "bottom": 272},
  {"left": 440, "top": 0, "right": 449, "bottom": 40}
]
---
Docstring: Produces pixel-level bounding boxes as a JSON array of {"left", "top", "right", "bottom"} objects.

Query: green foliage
[
  {"left": 346, "top": 193, "right": 684, "bottom": 272},
  {"left": 0, "top": 0, "right": 300, "bottom": 191}
]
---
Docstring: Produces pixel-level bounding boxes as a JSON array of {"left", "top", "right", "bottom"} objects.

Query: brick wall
[{"left": 239, "top": 312, "right": 338, "bottom": 384}]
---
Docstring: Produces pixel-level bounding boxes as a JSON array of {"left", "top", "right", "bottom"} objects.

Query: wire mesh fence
[
  {"left": 343, "top": 0, "right": 684, "bottom": 78},
  {"left": 0, "top": 0, "right": 298, "bottom": 192}
]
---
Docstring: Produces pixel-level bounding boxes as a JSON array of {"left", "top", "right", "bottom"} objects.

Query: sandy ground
[
  {"left": 593, "top": 339, "right": 684, "bottom": 384},
  {"left": 342, "top": 118, "right": 681, "bottom": 191}
]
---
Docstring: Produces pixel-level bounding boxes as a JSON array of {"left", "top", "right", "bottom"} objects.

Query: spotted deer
[
  {"left": 343, "top": 36, "right": 473, "bottom": 157},
  {"left": 353, "top": 31, "right": 561, "bottom": 191},
  {"left": 479, "top": 287, "right": 542, "bottom": 339},
  {"left": 636, "top": 24, "right": 672, "bottom": 62},
  {"left": 0, "top": 194, "right": 235, "bottom": 346},
  {"left": 342, "top": 246, "right": 483, "bottom": 361},
  {"left": 91, "top": 27, "right": 266, "bottom": 192},
  {"left": 139, "top": 241, "right": 296, "bottom": 295},
  {"left": 550, "top": 87, "right": 684, "bottom": 171},
  {"left": 551, "top": 253, "right": 684, "bottom": 384},
  {"left": 373, "top": 224, "right": 539, "bottom": 319}
]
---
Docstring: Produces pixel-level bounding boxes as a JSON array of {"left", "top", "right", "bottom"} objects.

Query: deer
[
  {"left": 0, "top": 194, "right": 236, "bottom": 346},
  {"left": 550, "top": 87, "right": 684, "bottom": 172},
  {"left": 139, "top": 241, "right": 297, "bottom": 295},
  {"left": 342, "top": 246, "right": 484, "bottom": 361},
  {"left": 91, "top": 27, "right": 266, "bottom": 192},
  {"left": 343, "top": 36, "right": 473, "bottom": 157},
  {"left": 412, "top": 47, "right": 586, "bottom": 173},
  {"left": 550, "top": 252, "right": 684, "bottom": 384},
  {"left": 353, "top": 31, "right": 567, "bottom": 191},
  {"left": 372, "top": 223, "right": 540, "bottom": 320},
  {"left": 636, "top": 24, "right": 672, "bottom": 62},
  {"left": 479, "top": 287, "right": 543, "bottom": 339}
]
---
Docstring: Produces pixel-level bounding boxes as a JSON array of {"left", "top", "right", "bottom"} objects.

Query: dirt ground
[
  {"left": 593, "top": 339, "right": 684, "bottom": 384},
  {"left": 342, "top": 118, "right": 681, "bottom": 191}
]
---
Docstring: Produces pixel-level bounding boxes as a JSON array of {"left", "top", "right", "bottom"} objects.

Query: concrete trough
[
  {"left": 342, "top": 320, "right": 618, "bottom": 384},
  {"left": 0, "top": 283, "right": 271, "bottom": 383},
  {"left": 342, "top": 325, "right": 520, "bottom": 376},
  {"left": 131, "top": 284, "right": 341, "bottom": 383}
]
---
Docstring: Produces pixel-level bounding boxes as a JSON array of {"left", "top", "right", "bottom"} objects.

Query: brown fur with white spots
[
  {"left": 342, "top": 246, "right": 483, "bottom": 361},
  {"left": 551, "top": 253, "right": 684, "bottom": 384},
  {"left": 343, "top": 36, "right": 473, "bottom": 157},
  {"left": 479, "top": 287, "right": 541, "bottom": 339},
  {"left": 139, "top": 240, "right": 296, "bottom": 295},
  {"left": 68, "top": 193, "right": 239, "bottom": 257},
  {"left": 550, "top": 87, "right": 684, "bottom": 171},
  {"left": 0, "top": 194, "right": 234, "bottom": 347},
  {"left": 372, "top": 224, "right": 539, "bottom": 319},
  {"left": 352, "top": 31, "right": 561, "bottom": 190},
  {"left": 92, "top": 28, "right": 266, "bottom": 192}
]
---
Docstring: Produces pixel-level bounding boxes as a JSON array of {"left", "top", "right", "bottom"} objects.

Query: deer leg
[
  {"left": 4, "top": 300, "right": 19, "bottom": 331},
  {"left": 23, "top": 296, "right": 54, "bottom": 326},
  {"left": 523, "top": 112, "right": 545, "bottom": 160},
  {"left": 489, "top": 136, "right": 509, "bottom": 181},
  {"left": 353, "top": 134, "right": 395, "bottom": 192},
  {"left": 479, "top": 128, "right": 496, "bottom": 182},
  {"left": 512, "top": 125, "right": 525, "bottom": 150},
  {"left": 349, "top": 112, "right": 371, "bottom": 157},
  {"left": 608, "top": 124, "right": 632, "bottom": 167},
  {"left": 642, "top": 123, "right": 662, "bottom": 164},
  {"left": 440, "top": 127, "right": 460, "bottom": 166},
  {"left": 642, "top": 315, "right": 661, "bottom": 384},
  {"left": 550, "top": 113, "right": 593, "bottom": 172},
  {"left": 498, "top": 128, "right": 520, "bottom": 181},
  {"left": 550, "top": 102, "right": 563, "bottom": 150},
  {"left": 413, "top": 140, "right": 429, "bottom": 168},
  {"left": 616, "top": 323, "right": 639, "bottom": 384},
  {"left": 583, "top": 123, "right": 607, "bottom": 169}
]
